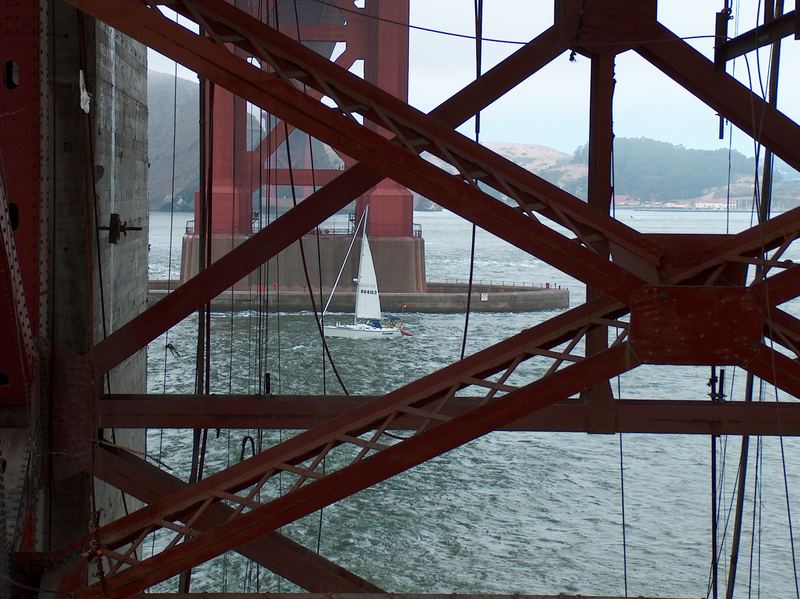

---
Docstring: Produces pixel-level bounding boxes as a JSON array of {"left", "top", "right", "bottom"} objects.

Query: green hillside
[
  {"left": 148, "top": 71, "right": 800, "bottom": 212},
  {"left": 543, "top": 137, "right": 758, "bottom": 201}
]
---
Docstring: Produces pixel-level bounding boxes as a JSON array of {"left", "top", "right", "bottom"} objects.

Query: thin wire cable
[
  {"left": 711, "top": 368, "right": 720, "bottom": 599},
  {"left": 153, "top": 17, "right": 182, "bottom": 557},
  {"left": 741, "top": 2, "right": 799, "bottom": 594},
  {"left": 305, "top": 0, "right": 724, "bottom": 47},
  {"left": 289, "top": 0, "right": 328, "bottom": 557},
  {"left": 611, "top": 124, "right": 628, "bottom": 598},
  {"left": 459, "top": 0, "right": 482, "bottom": 361},
  {"left": 779, "top": 426, "right": 800, "bottom": 597},
  {"left": 618, "top": 432, "right": 628, "bottom": 597},
  {"left": 757, "top": 435, "right": 763, "bottom": 599},
  {"left": 615, "top": 369, "right": 628, "bottom": 597}
]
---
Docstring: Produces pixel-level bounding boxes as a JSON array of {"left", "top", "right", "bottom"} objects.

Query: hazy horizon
[{"left": 146, "top": 0, "right": 799, "bottom": 163}]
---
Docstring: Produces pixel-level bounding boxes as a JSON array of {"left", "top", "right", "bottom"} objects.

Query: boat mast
[
  {"left": 322, "top": 206, "right": 368, "bottom": 316},
  {"left": 354, "top": 204, "right": 369, "bottom": 325}
]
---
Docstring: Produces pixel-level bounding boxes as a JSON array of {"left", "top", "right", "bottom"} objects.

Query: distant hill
[
  {"left": 540, "top": 137, "right": 797, "bottom": 206},
  {"left": 147, "top": 70, "right": 342, "bottom": 212},
  {"left": 503, "top": 137, "right": 800, "bottom": 210},
  {"left": 148, "top": 71, "right": 199, "bottom": 211},
  {"left": 148, "top": 71, "right": 800, "bottom": 212}
]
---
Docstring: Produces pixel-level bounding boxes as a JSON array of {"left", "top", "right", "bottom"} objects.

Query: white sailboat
[{"left": 323, "top": 207, "right": 410, "bottom": 339}]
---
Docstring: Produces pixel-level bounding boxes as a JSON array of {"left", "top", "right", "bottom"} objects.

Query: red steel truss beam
[
  {"left": 267, "top": 168, "right": 342, "bottom": 186},
  {"left": 50, "top": 0, "right": 800, "bottom": 594},
  {"left": 99, "top": 394, "right": 800, "bottom": 436},
  {"left": 75, "top": 344, "right": 638, "bottom": 597},
  {"left": 68, "top": 281, "right": 800, "bottom": 595},
  {"left": 271, "top": 22, "right": 366, "bottom": 43},
  {"left": 93, "top": 166, "right": 366, "bottom": 374},
  {"left": 637, "top": 23, "right": 800, "bottom": 172},
  {"left": 247, "top": 48, "right": 359, "bottom": 189},
  {"left": 718, "top": 9, "right": 798, "bottom": 62},
  {"left": 70, "top": 278, "right": 800, "bottom": 594},
  {"left": 583, "top": 50, "right": 616, "bottom": 412},
  {"left": 57, "top": 297, "right": 622, "bottom": 562},
  {"left": 659, "top": 204, "right": 800, "bottom": 282},
  {"left": 83, "top": 0, "right": 800, "bottom": 376},
  {"left": 164, "top": 0, "right": 665, "bottom": 268},
  {"left": 94, "top": 445, "right": 382, "bottom": 592},
  {"left": 86, "top": 19, "right": 577, "bottom": 373},
  {"left": 169, "top": 2, "right": 660, "bottom": 276},
  {"left": 754, "top": 265, "right": 800, "bottom": 307},
  {"left": 766, "top": 309, "right": 800, "bottom": 355},
  {"left": 745, "top": 344, "right": 800, "bottom": 400},
  {"left": 0, "top": 175, "right": 34, "bottom": 404}
]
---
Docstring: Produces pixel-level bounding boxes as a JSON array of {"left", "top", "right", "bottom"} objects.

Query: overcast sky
[{"left": 148, "top": 0, "right": 799, "bottom": 159}]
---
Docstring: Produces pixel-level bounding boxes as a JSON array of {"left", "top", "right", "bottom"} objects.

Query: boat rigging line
[{"left": 322, "top": 205, "right": 366, "bottom": 315}]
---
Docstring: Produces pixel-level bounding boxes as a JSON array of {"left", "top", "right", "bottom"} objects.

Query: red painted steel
[
  {"left": 754, "top": 264, "right": 800, "bottom": 307},
  {"left": 0, "top": 0, "right": 40, "bottom": 335},
  {"left": 766, "top": 308, "right": 800, "bottom": 353},
  {"left": 77, "top": 343, "right": 638, "bottom": 597},
  {"left": 200, "top": 83, "right": 253, "bottom": 235},
  {"left": 41, "top": 0, "right": 800, "bottom": 595},
  {"left": 744, "top": 345, "right": 800, "bottom": 400},
  {"left": 658, "top": 205, "right": 800, "bottom": 282},
  {"left": 0, "top": 174, "right": 33, "bottom": 404},
  {"left": 629, "top": 286, "right": 765, "bottom": 364},
  {"left": 583, "top": 51, "right": 616, "bottom": 411},
  {"left": 95, "top": 445, "right": 382, "bottom": 592},
  {"left": 358, "top": 0, "right": 413, "bottom": 237},
  {"left": 719, "top": 9, "right": 798, "bottom": 61},
  {"left": 89, "top": 20, "right": 586, "bottom": 374},
  {"left": 245, "top": 10, "right": 356, "bottom": 223},
  {"left": 236, "top": 0, "right": 413, "bottom": 237},
  {"left": 0, "top": 0, "right": 39, "bottom": 406},
  {"left": 638, "top": 24, "right": 800, "bottom": 172},
  {"left": 165, "top": 0, "right": 665, "bottom": 264},
  {"left": 98, "top": 394, "right": 800, "bottom": 436}
]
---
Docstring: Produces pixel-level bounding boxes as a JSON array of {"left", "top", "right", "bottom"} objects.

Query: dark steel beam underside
[
  {"left": 717, "top": 9, "right": 798, "bottom": 62},
  {"left": 101, "top": 395, "right": 800, "bottom": 436}
]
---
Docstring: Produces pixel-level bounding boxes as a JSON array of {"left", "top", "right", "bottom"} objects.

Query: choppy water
[{"left": 143, "top": 208, "right": 800, "bottom": 597}]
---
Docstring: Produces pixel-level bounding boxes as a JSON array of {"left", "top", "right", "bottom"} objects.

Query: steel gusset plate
[{"left": 52, "top": 0, "right": 800, "bottom": 594}]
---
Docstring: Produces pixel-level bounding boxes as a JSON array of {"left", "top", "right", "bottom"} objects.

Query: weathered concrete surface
[
  {"left": 148, "top": 281, "right": 569, "bottom": 313},
  {"left": 90, "top": 13, "right": 148, "bottom": 539},
  {"left": 180, "top": 232, "right": 428, "bottom": 293},
  {"left": 41, "top": 2, "right": 147, "bottom": 554}
]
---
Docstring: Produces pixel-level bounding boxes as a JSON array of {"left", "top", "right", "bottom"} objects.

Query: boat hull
[{"left": 323, "top": 323, "right": 404, "bottom": 339}]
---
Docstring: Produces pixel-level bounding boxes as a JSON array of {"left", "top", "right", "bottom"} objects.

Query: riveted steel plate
[{"left": 630, "top": 286, "right": 764, "bottom": 365}]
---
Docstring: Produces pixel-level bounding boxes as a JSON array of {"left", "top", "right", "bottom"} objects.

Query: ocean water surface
[{"left": 142, "top": 208, "right": 800, "bottom": 597}]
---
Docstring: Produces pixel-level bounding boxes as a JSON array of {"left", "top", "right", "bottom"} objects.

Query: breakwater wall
[{"left": 148, "top": 280, "right": 569, "bottom": 313}]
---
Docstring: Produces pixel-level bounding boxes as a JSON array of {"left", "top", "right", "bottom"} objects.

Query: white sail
[{"left": 354, "top": 229, "right": 382, "bottom": 320}]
